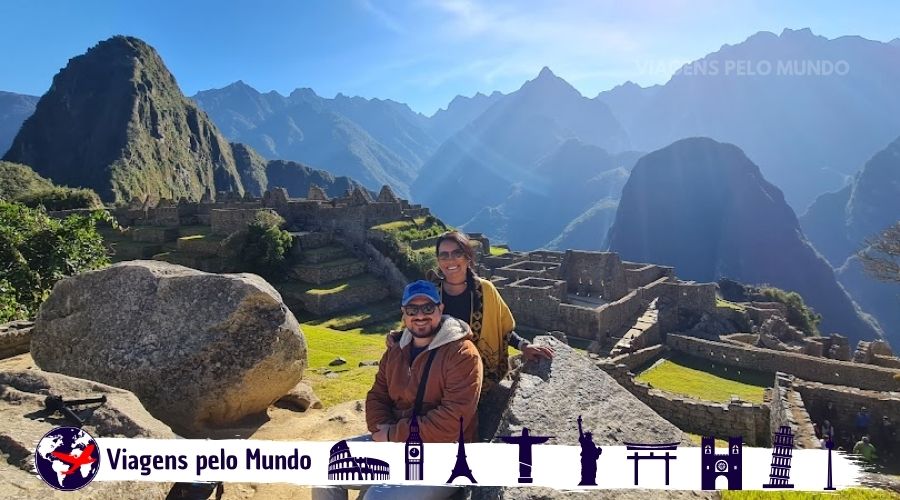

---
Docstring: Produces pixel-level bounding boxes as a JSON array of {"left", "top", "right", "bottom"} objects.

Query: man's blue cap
[{"left": 402, "top": 280, "right": 441, "bottom": 306}]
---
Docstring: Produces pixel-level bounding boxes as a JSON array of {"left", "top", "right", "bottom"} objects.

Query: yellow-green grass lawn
[
  {"left": 635, "top": 353, "right": 770, "bottom": 404},
  {"left": 302, "top": 323, "right": 393, "bottom": 407},
  {"left": 489, "top": 246, "right": 509, "bottom": 256}
]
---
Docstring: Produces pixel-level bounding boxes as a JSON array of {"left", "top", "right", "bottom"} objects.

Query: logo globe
[{"left": 34, "top": 427, "right": 101, "bottom": 491}]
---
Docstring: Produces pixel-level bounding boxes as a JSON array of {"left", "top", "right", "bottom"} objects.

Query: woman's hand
[{"left": 522, "top": 343, "right": 554, "bottom": 361}]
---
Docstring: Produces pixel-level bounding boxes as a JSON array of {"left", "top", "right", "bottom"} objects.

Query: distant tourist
[
  {"left": 855, "top": 407, "right": 871, "bottom": 440},
  {"left": 852, "top": 436, "right": 877, "bottom": 462},
  {"left": 821, "top": 420, "right": 835, "bottom": 441},
  {"left": 314, "top": 280, "right": 482, "bottom": 500},
  {"left": 823, "top": 401, "right": 835, "bottom": 422},
  {"left": 388, "top": 231, "right": 553, "bottom": 435}
]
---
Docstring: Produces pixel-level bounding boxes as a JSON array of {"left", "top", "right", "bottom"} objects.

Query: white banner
[{"left": 90, "top": 438, "right": 862, "bottom": 491}]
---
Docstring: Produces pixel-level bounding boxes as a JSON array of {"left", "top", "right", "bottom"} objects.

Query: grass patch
[
  {"left": 372, "top": 216, "right": 448, "bottom": 243},
  {"left": 489, "top": 246, "right": 509, "bottom": 256},
  {"left": 302, "top": 323, "right": 389, "bottom": 407},
  {"left": 305, "top": 299, "right": 401, "bottom": 331},
  {"left": 304, "top": 275, "right": 380, "bottom": 296},
  {"left": 177, "top": 225, "right": 212, "bottom": 238},
  {"left": 687, "top": 433, "right": 729, "bottom": 448},
  {"left": 372, "top": 217, "right": 428, "bottom": 231},
  {"left": 716, "top": 297, "right": 746, "bottom": 312},
  {"left": 635, "top": 353, "right": 770, "bottom": 404},
  {"left": 722, "top": 489, "right": 899, "bottom": 499}
]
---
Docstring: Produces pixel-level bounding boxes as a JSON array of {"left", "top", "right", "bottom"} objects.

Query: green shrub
[
  {"left": 0, "top": 201, "right": 111, "bottom": 322},
  {"left": 224, "top": 211, "right": 293, "bottom": 279},
  {"left": 759, "top": 287, "right": 822, "bottom": 335},
  {"left": 15, "top": 187, "right": 103, "bottom": 211}
]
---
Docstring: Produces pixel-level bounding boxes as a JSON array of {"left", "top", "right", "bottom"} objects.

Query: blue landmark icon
[
  {"left": 405, "top": 413, "right": 424, "bottom": 480},
  {"left": 326, "top": 440, "right": 390, "bottom": 481},
  {"left": 700, "top": 436, "right": 742, "bottom": 490},
  {"left": 446, "top": 417, "right": 477, "bottom": 484},
  {"left": 624, "top": 442, "right": 678, "bottom": 486},
  {"left": 34, "top": 427, "right": 101, "bottom": 491},
  {"left": 764, "top": 426, "right": 795, "bottom": 489},
  {"left": 501, "top": 427, "right": 553, "bottom": 484}
]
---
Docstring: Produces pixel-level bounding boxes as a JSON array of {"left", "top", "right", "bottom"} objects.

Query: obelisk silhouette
[{"left": 446, "top": 417, "right": 477, "bottom": 484}]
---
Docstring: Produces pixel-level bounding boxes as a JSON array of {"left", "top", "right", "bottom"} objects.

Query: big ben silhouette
[{"left": 405, "top": 413, "right": 424, "bottom": 480}]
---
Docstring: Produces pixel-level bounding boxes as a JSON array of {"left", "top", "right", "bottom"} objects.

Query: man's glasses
[
  {"left": 403, "top": 303, "right": 438, "bottom": 316},
  {"left": 437, "top": 249, "right": 465, "bottom": 261}
]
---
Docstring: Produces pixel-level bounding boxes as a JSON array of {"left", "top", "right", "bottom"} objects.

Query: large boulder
[
  {"left": 31, "top": 260, "right": 307, "bottom": 434},
  {"left": 0, "top": 369, "right": 173, "bottom": 499}
]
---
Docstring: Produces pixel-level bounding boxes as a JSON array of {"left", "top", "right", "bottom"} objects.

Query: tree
[
  {"left": 0, "top": 200, "right": 111, "bottom": 322},
  {"left": 858, "top": 221, "right": 900, "bottom": 283},
  {"left": 222, "top": 210, "right": 293, "bottom": 279}
]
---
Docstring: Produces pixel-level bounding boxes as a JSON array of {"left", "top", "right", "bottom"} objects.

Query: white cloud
[{"left": 357, "top": 0, "right": 405, "bottom": 34}]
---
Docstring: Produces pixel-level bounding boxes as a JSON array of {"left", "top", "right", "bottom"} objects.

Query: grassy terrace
[
  {"left": 303, "top": 322, "right": 393, "bottom": 407},
  {"left": 716, "top": 297, "right": 746, "bottom": 311},
  {"left": 372, "top": 216, "right": 448, "bottom": 242},
  {"left": 635, "top": 353, "right": 770, "bottom": 404},
  {"left": 304, "top": 274, "right": 380, "bottom": 296},
  {"left": 303, "top": 299, "right": 401, "bottom": 332},
  {"left": 489, "top": 246, "right": 510, "bottom": 256}
]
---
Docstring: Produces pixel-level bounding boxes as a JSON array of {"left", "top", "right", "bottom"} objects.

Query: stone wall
[
  {"left": 301, "top": 280, "right": 389, "bottom": 315},
  {"left": 593, "top": 289, "right": 644, "bottom": 340},
  {"left": 503, "top": 278, "right": 567, "bottom": 332},
  {"left": 769, "top": 373, "right": 819, "bottom": 449},
  {"left": 289, "top": 260, "right": 366, "bottom": 285},
  {"left": 624, "top": 263, "right": 674, "bottom": 290},
  {"left": 131, "top": 226, "right": 179, "bottom": 243},
  {"left": 0, "top": 321, "right": 32, "bottom": 359},
  {"left": 150, "top": 207, "right": 180, "bottom": 226},
  {"left": 560, "top": 250, "right": 628, "bottom": 301},
  {"left": 556, "top": 304, "right": 598, "bottom": 339},
  {"left": 494, "top": 261, "right": 562, "bottom": 281},
  {"left": 607, "top": 344, "right": 667, "bottom": 372},
  {"left": 794, "top": 379, "right": 900, "bottom": 451},
  {"left": 345, "top": 232, "right": 407, "bottom": 297},
  {"left": 599, "top": 362, "right": 771, "bottom": 446},
  {"left": 210, "top": 208, "right": 278, "bottom": 236},
  {"left": 667, "top": 334, "right": 900, "bottom": 392},
  {"left": 482, "top": 254, "right": 520, "bottom": 270}
]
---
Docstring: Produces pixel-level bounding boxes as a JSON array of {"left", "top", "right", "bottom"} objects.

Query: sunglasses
[
  {"left": 403, "top": 303, "right": 438, "bottom": 316},
  {"left": 437, "top": 249, "right": 466, "bottom": 261}
]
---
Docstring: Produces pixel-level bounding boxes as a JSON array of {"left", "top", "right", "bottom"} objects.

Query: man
[
  {"left": 856, "top": 406, "right": 871, "bottom": 441},
  {"left": 853, "top": 436, "right": 877, "bottom": 462},
  {"left": 313, "top": 280, "right": 483, "bottom": 500},
  {"left": 367, "top": 279, "right": 483, "bottom": 443}
]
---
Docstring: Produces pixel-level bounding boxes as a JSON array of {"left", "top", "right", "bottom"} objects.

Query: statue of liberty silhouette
[{"left": 577, "top": 415, "right": 602, "bottom": 486}]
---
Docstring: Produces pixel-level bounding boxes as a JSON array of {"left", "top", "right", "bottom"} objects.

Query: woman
[
  {"left": 430, "top": 230, "right": 553, "bottom": 392},
  {"left": 390, "top": 231, "right": 553, "bottom": 391}
]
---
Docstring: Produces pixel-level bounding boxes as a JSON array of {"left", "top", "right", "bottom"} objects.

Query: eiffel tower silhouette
[{"left": 446, "top": 416, "right": 477, "bottom": 484}]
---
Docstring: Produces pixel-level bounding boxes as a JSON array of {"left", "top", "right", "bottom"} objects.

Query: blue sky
[{"left": 1, "top": 0, "right": 898, "bottom": 115}]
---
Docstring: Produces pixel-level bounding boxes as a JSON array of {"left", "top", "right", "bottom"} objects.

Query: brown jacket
[{"left": 366, "top": 316, "right": 482, "bottom": 443}]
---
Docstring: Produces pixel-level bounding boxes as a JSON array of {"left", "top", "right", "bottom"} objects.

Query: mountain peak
[
  {"left": 3, "top": 35, "right": 244, "bottom": 202},
  {"left": 780, "top": 27, "right": 816, "bottom": 39},
  {"left": 537, "top": 66, "right": 556, "bottom": 79},
  {"left": 520, "top": 66, "right": 580, "bottom": 97}
]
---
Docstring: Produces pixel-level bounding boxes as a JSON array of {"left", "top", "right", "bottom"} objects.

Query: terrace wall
[{"left": 666, "top": 334, "right": 900, "bottom": 392}]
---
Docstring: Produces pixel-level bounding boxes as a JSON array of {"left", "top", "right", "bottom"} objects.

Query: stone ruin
[
  {"left": 479, "top": 247, "right": 900, "bottom": 458},
  {"left": 108, "top": 184, "right": 429, "bottom": 245}
]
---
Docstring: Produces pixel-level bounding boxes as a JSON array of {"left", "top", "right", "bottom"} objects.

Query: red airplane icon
[{"left": 51, "top": 444, "right": 96, "bottom": 475}]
